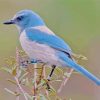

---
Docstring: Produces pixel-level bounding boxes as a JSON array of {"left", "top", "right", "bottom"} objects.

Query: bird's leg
[
  {"left": 44, "top": 65, "right": 56, "bottom": 90},
  {"left": 47, "top": 65, "right": 56, "bottom": 81}
]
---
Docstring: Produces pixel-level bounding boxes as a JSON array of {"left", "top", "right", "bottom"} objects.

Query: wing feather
[{"left": 25, "top": 26, "right": 72, "bottom": 55}]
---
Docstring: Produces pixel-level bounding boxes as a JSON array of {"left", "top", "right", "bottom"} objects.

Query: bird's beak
[{"left": 3, "top": 19, "right": 15, "bottom": 25}]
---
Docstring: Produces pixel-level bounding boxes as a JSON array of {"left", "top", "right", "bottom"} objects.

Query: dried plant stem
[
  {"left": 40, "top": 64, "right": 45, "bottom": 79},
  {"left": 15, "top": 47, "right": 28, "bottom": 100},
  {"left": 43, "top": 65, "right": 49, "bottom": 96},
  {"left": 33, "top": 63, "right": 38, "bottom": 100},
  {"left": 43, "top": 65, "right": 46, "bottom": 78},
  {"left": 37, "top": 64, "right": 45, "bottom": 84},
  {"left": 57, "top": 68, "right": 74, "bottom": 93},
  {"left": 63, "top": 68, "right": 74, "bottom": 85},
  {"left": 14, "top": 77, "right": 28, "bottom": 100},
  {"left": 16, "top": 47, "right": 20, "bottom": 67}
]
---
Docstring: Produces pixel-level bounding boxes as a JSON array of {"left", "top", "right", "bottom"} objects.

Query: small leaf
[
  {"left": 49, "top": 86, "right": 56, "bottom": 96},
  {"left": 39, "top": 94, "right": 47, "bottom": 100},
  {"left": 1, "top": 67, "right": 11, "bottom": 73},
  {"left": 73, "top": 53, "right": 88, "bottom": 61},
  {"left": 55, "top": 67, "right": 63, "bottom": 74},
  {"left": 19, "top": 72, "right": 28, "bottom": 81},
  {"left": 7, "top": 79, "right": 17, "bottom": 85},
  {"left": 12, "top": 67, "right": 17, "bottom": 76},
  {"left": 5, "top": 57, "right": 16, "bottom": 66},
  {"left": 64, "top": 72, "right": 71, "bottom": 78},
  {"left": 5, "top": 88, "right": 20, "bottom": 96},
  {"left": 51, "top": 80, "right": 62, "bottom": 83},
  {"left": 32, "top": 79, "right": 35, "bottom": 85}
]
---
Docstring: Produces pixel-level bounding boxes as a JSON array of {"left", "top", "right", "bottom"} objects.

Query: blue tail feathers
[
  {"left": 72, "top": 63, "right": 100, "bottom": 85},
  {"left": 63, "top": 55, "right": 100, "bottom": 85}
]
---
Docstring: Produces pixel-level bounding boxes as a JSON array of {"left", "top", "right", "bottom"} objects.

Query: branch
[
  {"left": 57, "top": 68, "right": 74, "bottom": 93},
  {"left": 33, "top": 63, "right": 38, "bottom": 100},
  {"left": 14, "top": 77, "right": 28, "bottom": 100}
]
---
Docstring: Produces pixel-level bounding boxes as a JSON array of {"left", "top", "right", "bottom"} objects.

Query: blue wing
[{"left": 25, "top": 27, "right": 72, "bottom": 54}]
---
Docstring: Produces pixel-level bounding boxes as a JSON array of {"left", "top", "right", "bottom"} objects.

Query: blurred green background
[{"left": 0, "top": 0, "right": 100, "bottom": 100}]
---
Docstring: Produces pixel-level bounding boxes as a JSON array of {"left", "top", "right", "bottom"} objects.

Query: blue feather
[
  {"left": 57, "top": 51, "right": 100, "bottom": 85},
  {"left": 25, "top": 27, "right": 72, "bottom": 54}
]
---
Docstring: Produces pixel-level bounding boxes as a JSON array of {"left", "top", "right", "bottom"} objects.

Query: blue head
[{"left": 4, "top": 10, "right": 45, "bottom": 32}]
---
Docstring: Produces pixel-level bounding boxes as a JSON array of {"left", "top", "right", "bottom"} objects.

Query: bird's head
[{"left": 3, "top": 10, "right": 45, "bottom": 32}]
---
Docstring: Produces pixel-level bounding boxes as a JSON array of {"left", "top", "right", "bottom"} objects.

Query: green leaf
[
  {"left": 55, "top": 67, "right": 63, "bottom": 74},
  {"left": 49, "top": 85, "right": 56, "bottom": 96},
  {"left": 39, "top": 94, "right": 47, "bottom": 100}
]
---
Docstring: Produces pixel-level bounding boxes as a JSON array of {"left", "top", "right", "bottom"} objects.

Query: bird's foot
[
  {"left": 21, "top": 60, "right": 30, "bottom": 67},
  {"left": 47, "top": 76, "right": 51, "bottom": 81},
  {"left": 20, "top": 59, "right": 40, "bottom": 67}
]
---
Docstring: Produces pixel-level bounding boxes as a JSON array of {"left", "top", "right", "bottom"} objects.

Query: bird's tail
[{"left": 65, "top": 57, "right": 100, "bottom": 85}]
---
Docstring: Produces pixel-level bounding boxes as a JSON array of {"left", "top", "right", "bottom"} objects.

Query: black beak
[{"left": 3, "top": 20, "right": 15, "bottom": 25}]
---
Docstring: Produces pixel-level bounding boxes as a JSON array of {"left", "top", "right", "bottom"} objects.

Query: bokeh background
[{"left": 0, "top": 0, "right": 100, "bottom": 100}]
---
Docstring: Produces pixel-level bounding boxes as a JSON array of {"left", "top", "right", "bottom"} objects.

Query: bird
[{"left": 3, "top": 9, "right": 100, "bottom": 85}]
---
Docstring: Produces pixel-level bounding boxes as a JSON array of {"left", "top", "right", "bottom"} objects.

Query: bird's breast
[{"left": 19, "top": 31, "right": 62, "bottom": 66}]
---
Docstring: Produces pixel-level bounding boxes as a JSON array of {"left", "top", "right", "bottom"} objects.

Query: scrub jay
[{"left": 4, "top": 10, "right": 100, "bottom": 85}]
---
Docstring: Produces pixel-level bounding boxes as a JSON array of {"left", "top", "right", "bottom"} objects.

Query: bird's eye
[{"left": 16, "top": 16, "right": 23, "bottom": 21}]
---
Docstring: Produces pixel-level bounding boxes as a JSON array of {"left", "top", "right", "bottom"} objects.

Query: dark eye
[{"left": 16, "top": 16, "right": 23, "bottom": 21}]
